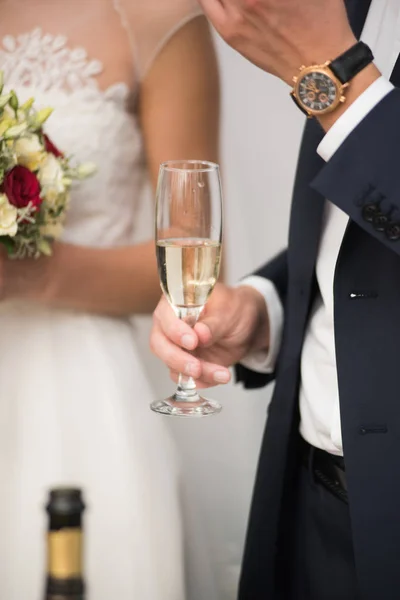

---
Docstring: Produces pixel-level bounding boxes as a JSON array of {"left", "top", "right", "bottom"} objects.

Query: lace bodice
[
  {"left": 1, "top": 29, "right": 106, "bottom": 94},
  {"left": 0, "top": 0, "right": 201, "bottom": 247}
]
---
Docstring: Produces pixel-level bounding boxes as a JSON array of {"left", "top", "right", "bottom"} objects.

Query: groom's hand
[
  {"left": 198, "top": 0, "right": 356, "bottom": 84},
  {"left": 150, "top": 283, "right": 270, "bottom": 388},
  {"left": 199, "top": 0, "right": 381, "bottom": 129}
]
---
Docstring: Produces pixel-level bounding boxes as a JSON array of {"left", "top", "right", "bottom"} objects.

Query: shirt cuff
[
  {"left": 237, "top": 276, "right": 284, "bottom": 374},
  {"left": 317, "top": 76, "right": 394, "bottom": 162}
]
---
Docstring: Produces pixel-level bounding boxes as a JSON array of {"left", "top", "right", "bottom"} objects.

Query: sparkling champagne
[
  {"left": 44, "top": 488, "right": 86, "bottom": 600},
  {"left": 156, "top": 237, "right": 221, "bottom": 309}
]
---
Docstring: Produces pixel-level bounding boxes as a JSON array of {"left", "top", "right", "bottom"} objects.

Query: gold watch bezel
[{"left": 291, "top": 62, "right": 349, "bottom": 117}]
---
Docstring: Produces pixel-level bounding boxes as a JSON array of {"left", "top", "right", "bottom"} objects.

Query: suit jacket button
[
  {"left": 362, "top": 203, "right": 381, "bottom": 222},
  {"left": 373, "top": 212, "right": 389, "bottom": 232},
  {"left": 385, "top": 222, "right": 400, "bottom": 241}
]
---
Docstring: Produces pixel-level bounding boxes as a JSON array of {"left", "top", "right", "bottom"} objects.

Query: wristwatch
[{"left": 291, "top": 41, "right": 374, "bottom": 117}]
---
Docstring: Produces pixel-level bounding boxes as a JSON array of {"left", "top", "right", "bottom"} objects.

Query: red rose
[
  {"left": 2, "top": 166, "right": 42, "bottom": 210},
  {"left": 43, "top": 133, "right": 63, "bottom": 158}
]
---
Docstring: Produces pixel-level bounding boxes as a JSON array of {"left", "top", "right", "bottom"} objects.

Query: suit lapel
[
  {"left": 347, "top": 0, "right": 400, "bottom": 84},
  {"left": 347, "top": 0, "right": 373, "bottom": 39},
  {"left": 390, "top": 55, "right": 400, "bottom": 85},
  {"left": 287, "top": 1, "right": 375, "bottom": 339}
]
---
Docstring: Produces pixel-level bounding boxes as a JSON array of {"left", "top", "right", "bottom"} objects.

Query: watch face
[{"left": 297, "top": 71, "right": 338, "bottom": 113}]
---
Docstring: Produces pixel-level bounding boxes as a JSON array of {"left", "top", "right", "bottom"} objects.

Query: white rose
[
  {"left": 0, "top": 193, "right": 18, "bottom": 237},
  {"left": 13, "top": 133, "right": 45, "bottom": 170},
  {"left": 38, "top": 154, "right": 65, "bottom": 207}
]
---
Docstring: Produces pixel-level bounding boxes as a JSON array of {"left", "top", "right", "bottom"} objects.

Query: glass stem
[{"left": 174, "top": 306, "right": 202, "bottom": 403}]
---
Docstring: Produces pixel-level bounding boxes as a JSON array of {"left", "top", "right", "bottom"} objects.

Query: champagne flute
[{"left": 151, "top": 160, "right": 223, "bottom": 417}]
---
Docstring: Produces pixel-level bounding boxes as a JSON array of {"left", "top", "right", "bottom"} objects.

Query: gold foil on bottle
[{"left": 48, "top": 528, "right": 82, "bottom": 578}]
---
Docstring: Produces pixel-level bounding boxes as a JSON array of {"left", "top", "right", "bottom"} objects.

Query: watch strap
[
  {"left": 290, "top": 92, "right": 310, "bottom": 116},
  {"left": 329, "top": 41, "right": 374, "bottom": 84}
]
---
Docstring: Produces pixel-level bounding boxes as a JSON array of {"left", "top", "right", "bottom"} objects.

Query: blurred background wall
[{"left": 134, "top": 32, "right": 305, "bottom": 600}]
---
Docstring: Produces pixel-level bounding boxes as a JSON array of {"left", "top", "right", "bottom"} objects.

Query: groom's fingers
[
  {"left": 201, "top": 360, "right": 231, "bottom": 384},
  {"left": 194, "top": 321, "right": 213, "bottom": 346},
  {"left": 198, "top": 0, "right": 227, "bottom": 26},
  {"left": 170, "top": 371, "right": 211, "bottom": 389},
  {"left": 195, "top": 313, "right": 229, "bottom": 347},
  {"left": 170, "top": 360, "right": 231, "bottom": 387},
  {"left": 153, "top": 298, "right": 199, "bottom": 351},
  {"left": 150, "top": 329, "right": 202, "bottom": 378}
]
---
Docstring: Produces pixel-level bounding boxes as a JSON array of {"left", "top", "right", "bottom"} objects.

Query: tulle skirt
[{"left": 0, "top": 302, "right": 185, "bottom": 600}]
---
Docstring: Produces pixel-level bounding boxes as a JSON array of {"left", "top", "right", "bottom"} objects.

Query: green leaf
[
  {"left": 0, "top": 236, "right": 15, "bottom": 256},
  {"left": 9, "top": 90, "right": 18, "bottom": 113}
]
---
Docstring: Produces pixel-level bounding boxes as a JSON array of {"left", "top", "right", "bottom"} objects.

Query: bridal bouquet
[{"left": 0, "top": 72, "right": 95, "bottom": 258}]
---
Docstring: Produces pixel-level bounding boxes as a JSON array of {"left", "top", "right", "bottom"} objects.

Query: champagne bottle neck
[
  {"left": 47, "top": 527, "right": 83, "bottom": 579},
  {"left": 46, "top": 525, "right": 85, "bottom": 599},
  {"left": 45, "top": 578, "right": 84, "bottom": 600},
  {"left": 44, "top": 489, "right": 85, "bottom": 599}
]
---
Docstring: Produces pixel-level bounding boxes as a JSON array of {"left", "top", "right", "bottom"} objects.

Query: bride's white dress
[{"left": 0, "top": 1, "right": 211, "bottom": 599}]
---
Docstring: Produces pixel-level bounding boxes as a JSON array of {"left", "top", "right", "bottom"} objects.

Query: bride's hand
[
  {"left": 0, "top": 241, "right": 166, "bottom": 315},
  {"left": 0, "top": 243, "right": 62, "bottom": 302}
]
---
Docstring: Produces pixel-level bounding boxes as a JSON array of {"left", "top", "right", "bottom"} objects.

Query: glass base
[{"left": 150, "top": 396, "right": 222, "bottom": 417}]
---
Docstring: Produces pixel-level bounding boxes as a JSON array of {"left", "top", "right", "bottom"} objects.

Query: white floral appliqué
[{"left": 0, "top": 28, "right": 104, "bottom": 93}]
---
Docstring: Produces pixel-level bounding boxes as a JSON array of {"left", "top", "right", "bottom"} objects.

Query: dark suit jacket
[{"left": 237, "top": 1, "right": 400, "bottom": 598}]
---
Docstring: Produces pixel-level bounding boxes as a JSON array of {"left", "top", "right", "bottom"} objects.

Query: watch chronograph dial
[{"left": 298, "top": 71, "right": 338, "bottom": 112}]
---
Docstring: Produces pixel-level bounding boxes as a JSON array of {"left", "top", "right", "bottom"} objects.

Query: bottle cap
[{"left": 46, "top": 488, "right": 85, "bottom": 516}]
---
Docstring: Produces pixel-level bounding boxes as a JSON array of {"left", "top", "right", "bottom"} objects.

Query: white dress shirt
[{"left": 241, "top": 0, "right": 400, "bottom": 456}]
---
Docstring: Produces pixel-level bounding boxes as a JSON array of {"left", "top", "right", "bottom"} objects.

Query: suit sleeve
[
  {"left": 235, "top": 250, "right": 288, "bottom": 390},
  {"left": 312, "top": 88, "right": 400, "bottom": 249}
]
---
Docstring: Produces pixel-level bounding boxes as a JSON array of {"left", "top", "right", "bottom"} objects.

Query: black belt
[{"left": 301, "top": 437, "right": 348, "bottom": 504}]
